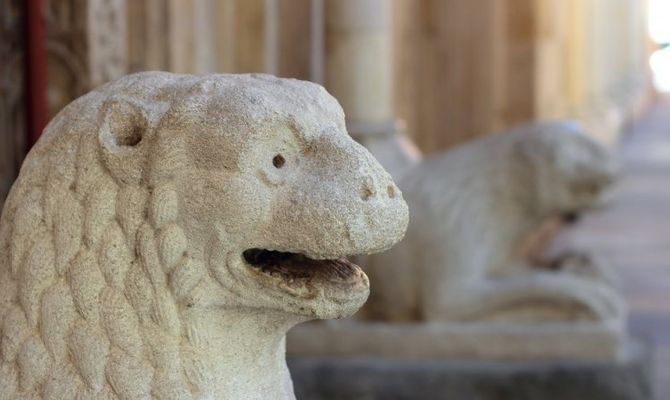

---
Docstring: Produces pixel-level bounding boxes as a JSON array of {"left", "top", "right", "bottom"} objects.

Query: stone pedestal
[
  {"left": 288, "top": 337, "right": 652, "bottom": 400},
  {"left": 288, "top": 320, "right": 625, "bottom": 361}
]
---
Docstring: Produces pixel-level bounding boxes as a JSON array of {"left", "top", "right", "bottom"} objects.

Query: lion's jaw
[
  {"left": 172, "top": 234, "right": 372, "bottom": 399},
  {"left": 176, "top": 305, "right": 297, "bottom": 399}
]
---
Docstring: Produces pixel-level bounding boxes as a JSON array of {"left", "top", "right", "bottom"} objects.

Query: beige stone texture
[{"left": 0, "top": 72, "right": 408, "bottom": 399}]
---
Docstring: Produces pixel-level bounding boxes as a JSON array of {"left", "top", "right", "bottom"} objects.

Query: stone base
[
  {"left": 287, "top": 320, "right": 625, "bottom": 361},
  {"left": 288, "top": 338, "right": 652, "bottom": 400}
]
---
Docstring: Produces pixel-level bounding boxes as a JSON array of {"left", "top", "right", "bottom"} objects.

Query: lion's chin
[{"left": 242, "top": 248, "right": 370, "bottom": 317}]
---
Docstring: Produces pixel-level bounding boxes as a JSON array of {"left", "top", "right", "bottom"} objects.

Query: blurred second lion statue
[{"left": 363, "top": 121, "right": 623, "bottom": 323}]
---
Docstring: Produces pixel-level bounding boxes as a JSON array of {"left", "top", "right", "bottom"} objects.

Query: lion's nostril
[
  {"left": 387, "top": 185, "right": 396, "bottom": 198},
  {"left": 360, "top": 184, "right": 375, "bottom": 201}
]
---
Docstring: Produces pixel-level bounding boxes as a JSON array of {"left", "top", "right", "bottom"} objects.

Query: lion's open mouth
[
  {"left": 562, "top": 211, "right": 581, "bottom": 224},
  {"left": 242, "top": 248, "right": 362, "bottom": 283}
]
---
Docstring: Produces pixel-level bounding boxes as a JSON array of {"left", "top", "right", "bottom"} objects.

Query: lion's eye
[{"left": 272, "top": 154, "right": 285, "bottom": 169}]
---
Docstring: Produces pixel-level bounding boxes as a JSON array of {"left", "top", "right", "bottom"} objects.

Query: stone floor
[{"left": 559, "top": 96, "right": 670, "bottom": 400}]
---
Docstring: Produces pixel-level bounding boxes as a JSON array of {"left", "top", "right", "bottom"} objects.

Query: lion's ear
[
  {"left": 99, "top": 97, "right": 149, "bottom": 152},
  {"left": 98, "top": 97, "right": 155, "bottom": 184}
]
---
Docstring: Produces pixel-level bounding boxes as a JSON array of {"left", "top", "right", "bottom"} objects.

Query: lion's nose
[{"left": 347, "top": 172, "right": 408, "bottom": 254}]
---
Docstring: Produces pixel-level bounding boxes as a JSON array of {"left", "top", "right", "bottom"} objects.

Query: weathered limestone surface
[
  {"left": 0, "top": 72, "right": 408, "bottom": 399},
  {"left": 289, "top": 121, "right": 626, "bottom": 361}
]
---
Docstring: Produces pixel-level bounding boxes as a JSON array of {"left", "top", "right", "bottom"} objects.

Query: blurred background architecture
[
  {"left": 1, "top": 0, "right": 654, "bottom": 198},
  {"left": 1, "top": 0, "right": 668, "bottom": 398}
]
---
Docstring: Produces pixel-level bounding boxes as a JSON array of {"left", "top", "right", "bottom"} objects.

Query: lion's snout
[{"left": 359, "top": 175, "right": 399, "bottom": 202}]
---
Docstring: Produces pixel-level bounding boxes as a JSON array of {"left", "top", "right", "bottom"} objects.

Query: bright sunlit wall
[{"left": 649, "top": 0, "right": 670, "bottom": 92}]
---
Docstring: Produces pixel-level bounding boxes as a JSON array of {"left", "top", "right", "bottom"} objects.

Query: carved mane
[{"left": 0, "top": 73, "right": 217, "bottom": 399}]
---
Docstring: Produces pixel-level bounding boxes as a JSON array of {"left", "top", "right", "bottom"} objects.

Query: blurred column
[
  {"left": 564, "top": 0, "right": 587, "bottom": 119},
  {"left": 167, "top": 0, "right": 195, "bottom": 73},
  {"left": 325, "top": 0, "right": 391, "bottom": 125},
  {"left": 214, "top": 0, "right": 272, "bottom": 73},
  {"left": 236, "top": 0, "right": 269, "bottom": 72},
  {"left": 490, "top": 0, "right": 535, "bottom": 131},
  {"left": 1, "top": 0, "right": 27, "bottom": 206},
  {"left": 534, "top": 0, "right": 568, "bottom": 120},
  {"left": 43, "top": 0, "right": 128, "bottom": 119},
  {"left": 88, "top": 0, "right": 127, "bottom": 86},
  {"left": 147, "top": 0, "right": 311, "bottom": 77},
  {"left": 309, "top": 0, "right": 324, "bottom": 83},
  {"left": 392, "top": 0, "right": 507, "bottom": 152},
  {"left": 127, "top": 0, "right": 170, "bottom": 72},
  {"left": 264, "top": 0, "right": 279, "bottom": 75},
  {"left": 213, "top": 0, "right": 237, "bottom": 73},
  {"left": 194, "top": 0, "right": 217, "bottom": 73},
  {"left": 324, "top": 0, "right": 419, "bottom": 179}
]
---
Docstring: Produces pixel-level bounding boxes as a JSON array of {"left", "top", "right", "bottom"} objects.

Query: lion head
[
  {"left": 514, "top": 121, "right": 619, "bottom": 217},
  {"left": 0, "top": 72, "right": 408, "bottom": 399}
]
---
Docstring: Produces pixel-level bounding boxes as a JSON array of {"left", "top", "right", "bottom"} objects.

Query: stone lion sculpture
[
  {"left": 363, "top": 121, "right": 622, "bottom": 323},
  {"left": 0, "top": 72, "right": 408, "bottom": 399}
]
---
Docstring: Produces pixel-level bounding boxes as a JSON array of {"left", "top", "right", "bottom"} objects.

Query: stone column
[
  {"left": 325, "top": 0, "right": 391, "bottom": 125},
  {"left": 87, "top": 0, "right": 127, "bottom": 86},
  {"left": 127, "top": 0, "right": 170, "bottom": 72},
  {"left": 324, "top": 0, "right": 418, "bottom": 179},
  {"left": 44, "top": 0, "right": 128, "bottom": 119}
]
